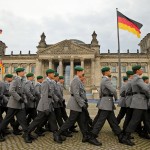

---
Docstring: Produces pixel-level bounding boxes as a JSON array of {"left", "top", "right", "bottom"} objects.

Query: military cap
[
  {"left": 37, "top": 76, "right": 43, "bottom": 80},
  {"left": 59, "top": 76, "right": 64, "bottom": 79},
  {"left": 54, "top": 72, "right": 59, "bottom": 77},
  {"left": 74, "top": 66, "right": 84, "bottom": 71},
  {"left": 142, "top": 76, "right": 149, "bottom": 81},
  {"left": 126, "top": 71, "right": 134, "bottom": 76},
  {"left": 5, "top": 74, "right": 13, "bottom": 78},
  {"left": 101, "top": 67, "right": 110, "bottom": 72},
  {"left": 26, "top": 73, "right": 34, "bottom": 78},
  {"left": 123, "top": 76, "right": 128, "bottom": 81},
  {"left": 132, "top": 65, "right": 141, "bottom": 71},
  {"left": 46, "top": 69, "right": 55, "bottom": 74},
  {"left": 15, "top": 68, "right": 25, "bottom": 72}
]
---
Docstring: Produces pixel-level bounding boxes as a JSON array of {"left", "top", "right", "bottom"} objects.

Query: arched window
[{"left": 111, "top": 76, "right": 117, "bottom": 89}]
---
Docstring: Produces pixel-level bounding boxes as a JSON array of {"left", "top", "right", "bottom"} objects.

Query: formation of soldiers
[{"left": 0, "top": 65, "right": 150, "bottom": 147}]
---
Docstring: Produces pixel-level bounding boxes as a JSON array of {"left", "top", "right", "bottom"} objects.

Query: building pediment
[{"left": 38, "top": 40, "right": 96, "bottom": 55}]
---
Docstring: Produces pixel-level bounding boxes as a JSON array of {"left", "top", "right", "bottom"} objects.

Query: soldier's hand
[
  {"left": 44, "top": 109, "right": 50, "bottom": 116},
  {"left": 19, "top": 97, "right": 24, "bottom": 103},
  {"left": 82, "top": 105, "right": 87, "bottom": 110}
]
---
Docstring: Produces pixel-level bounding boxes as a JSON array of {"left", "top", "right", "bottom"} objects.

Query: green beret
[
  {"left": 26, "top": 73, "right": 34, "bottom": 78},
  {"left": 15, "top": 68, "right": 25, "bottom": 72},
  {"left": 5, "top": 74, "right": 13, "bottom": 78},
  {"left": 59, "top": 76, "right": 64, "bottom": 79},
  {"left": 126, "top": 71, "right": 134, "bottom": 76},
  {"left": 123, "top": 76, "right": 128, "bottom": 81},
  {"left": 142, "top": 76, "right": 149, "bottom": 81},
  {"left": 46, "top": 69, "right": 55, "bottom": 74},
  {"left": 132, "top": 65, "right": 141, "bottom": 71},
  {"left": 37, "top": 76, "right": 43, "bottom": 80},
  {"left": 74, "top": 66, "right": 84, "bottom": 71},
  {"left": 54, "top": 72, "right": 59, "bottom": 77},
  {"left": 101, "top": 67, "right": 110, "bottom": 72}
]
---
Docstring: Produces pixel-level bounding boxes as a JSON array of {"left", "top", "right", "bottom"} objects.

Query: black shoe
[
  {"left": 139, "top": 133, "right": 150, "bottom": 139},
  {"left": 53, "top": 132, "right": 62, "bottom": 144},
  {"left": 60, "top": 135, "right": 66, "bottom": 141},
  {"left": 62, "top": 132, "right": 73, "bottom": 137},
  {"left": 35, "top": 131, "right": 45, "bottom": 136},
  {"left": 29, "top": 134, "right": 38, "bottom": 140},
  {"left": 0, "top": 133, "right": 5, "bottom": 142},
  {"left": 69, "top": 128, "right": 78, "bottom": 133},
  {"left": 13, "top": 130, "right": 22, "bottom": 135},
  {"left": 4, "top": 129, "right": 11, "bottom": 136},
  {"left": 88, "top": 138, "right": 102, "bottom": 146},
  {"left": 82, "top": 135, "right": 90, "bottom": 143},
  {"left": 121, "top": 135, "right": 135, "bottom": 146},
  {"left": 22, "top": 133, "right": 32, "bottom": 143}
]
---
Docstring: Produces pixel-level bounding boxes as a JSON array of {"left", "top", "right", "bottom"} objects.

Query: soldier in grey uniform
[
  {"left": 24, "top": 73, "right": 38, "bottom": 125},
  {"left": 27, "top": 69, "right": 65, "bottom": 143},
  {"left": 88, "top": 67, "right": 122, "bottom": 146},
  {"left": 117, "top": 76, "right": 128, "bottom": 124},
  {"left": 122, "top": 71, "right": 134, "bottom": 132},
  {"left": 122, "top": 65, "right": 150, "bottom": 146},
  {"left": 0, "top": 68, "right": 31, "bottom": 143},
  {"left": 54, "top": 66, "right": 89, "bottom": 143}
]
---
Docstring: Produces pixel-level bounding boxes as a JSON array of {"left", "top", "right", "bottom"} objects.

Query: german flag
[{"left": 117, "top": 11, "right": 143, "bottom": 38}]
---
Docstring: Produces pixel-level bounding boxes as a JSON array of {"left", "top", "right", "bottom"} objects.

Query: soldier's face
[
  {"left": 77, "top": 70, "right": 84, "bottom": 77},
  {"left": 6, "top": 78, "right": 13, "bottom": 82},
  {"left": 55, "top": 76, "right": 59, "bottom": 81},
  {"left": 48, "top": 73, "right": 54, "bottom": 79},
  {"left": 18, "top": 71, "right": 25, "bottom": 77},
  {"left": 38, "top": 78, "right": 43, "bottom": 83},
  {"left": 137, "top": 69, "right": 143, "bottom": 75},
  {"left": 145, "top": 79, "right": 149, "bottom": 84},
  {"left": 59, "top": 79, "right": 64, "bottom": 84}
]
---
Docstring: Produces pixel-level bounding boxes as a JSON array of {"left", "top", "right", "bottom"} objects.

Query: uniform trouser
[
  {"left": 60, "top": 107, "right": 68, "bottom": 121},
  {"left": 143, "top": 109, "right": 150, "bottom": 133},
  {"left": 92, "top": 109, "right": 101, "bottom": 126},
  {"left": 117, "top": 107, "right": 127, "bottom": 124},
  {"left": 123, "top": 108, "right": 133, "bottom": 131},
  {"left": 59, "top": 110, "right": 88, "bottom": 136},
  {"left": 26, "top": 108, "right": 37, "bottom": 125},
  {"left": 0, "top": 106, "right": 20, "bottom": 130},
  {"left": 54, "top": 107, "right": 64, "bottom": 127},
  {"left": 28, "top": 111, "right": 58, "bottom": 133},
  {"left": 91, "top": 110, "right": 122, "bottom": 136},
  {"left": 0, "top": 108, "right": 28, "bottom": 132},
  {"left": 125, "top": 109, "right": 150, "bottom": 133}
]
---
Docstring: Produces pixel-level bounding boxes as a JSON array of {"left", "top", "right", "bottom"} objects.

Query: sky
[{"left": 0, "top": 0, "right": 150, "bottom": 54}]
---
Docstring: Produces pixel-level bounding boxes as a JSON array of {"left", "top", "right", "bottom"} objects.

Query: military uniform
[{"left": 35, "top": 82, "right": 42, "bottom": 106}]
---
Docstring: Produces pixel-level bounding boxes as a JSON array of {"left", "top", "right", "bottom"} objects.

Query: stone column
[
  {"left": 81, "top": 58, "right": 84, "bottom": 68},
  {"left": 36, "top": 59, "right": 42, "bottom": 76},
  {"left": 91, "top": 58, "right": 95, "bottom": 86},
  {"left": 9, "top": 63, "right": 12, "bottom": 74},
  {"left": 26, "top": 64, "right": 30, "bottom": 73},
  {"left": 59, "top": 58, "right": 63, "bottom": 76},
  {"left": 49, "top": 58, "right": 53, "bottom": 69},
  {"left": 70, "top": 58, "right": 74, "bottom": 82}
]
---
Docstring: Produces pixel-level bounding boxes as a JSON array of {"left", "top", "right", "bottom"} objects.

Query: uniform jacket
[
  {"left": 67, "top": 76, "right": 86, "bottom": 112},
  {"left": 35, "top": 82, "right": 42, "bottom": 105},
  {"left": 130, "top": 74, "right": 150, "bottom": 110},
  {"left": 118, "top": 83, "right": 126, "bottom": 107},
  {"left": 7, "top": 76, "right": 27, "bottom": 109},
  {"left": 97, "top": 76, "right": 117, "bottom": 111},
  {"left": 0, "top": 81, "right": 5, "bottom": 106}
]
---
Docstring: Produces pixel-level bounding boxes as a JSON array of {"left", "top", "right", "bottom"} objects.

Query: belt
[
  {"left": 102, "top": 94, "right": 113, "bottom": 97},
  {"left": 132, "top": 92, "right": 145, "bottom": 95},
  {"left": 126, "top": 93, "right": 133, "bottom": 96},
  {"left": 48, "top": 96, "right": 52, "bottom": 98}
]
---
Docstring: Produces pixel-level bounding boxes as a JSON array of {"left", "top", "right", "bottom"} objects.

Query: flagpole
[{"left": 116, "top": 8, "right": 122, "bottom": 89}]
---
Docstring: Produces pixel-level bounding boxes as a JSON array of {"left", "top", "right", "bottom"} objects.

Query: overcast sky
[{"left": 0, "top": 0, "right": 149, "bottom": 54}]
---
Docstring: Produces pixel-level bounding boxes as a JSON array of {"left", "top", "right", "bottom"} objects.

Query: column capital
[
  {"left": 58, "top": 58, "right": 63, "bottom": 61},
  {"left": 70, "top": 58, "right": 74, "bottom": 61},
  {"left": 80, "top": 58, "right": 85, "bottom": 61},
  {"left": 91, "top": 58, "right": 95, "bottom": 61}
]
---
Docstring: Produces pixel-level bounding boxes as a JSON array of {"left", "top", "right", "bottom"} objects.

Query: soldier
[
  {"left": 117, "top": 76, "right": 128, "bottom": 124},
  {"left": 88, "top": 67, "right": 122, "bottom": 146},
  {"left": 122, "top": 71, "right": 134, "bottom": 133},
  {"left": 26, "top": 69, "right": 65, "bottom": 143},
  {"left": 54, "top": 66, "right": 89, "bottom": 143},
  {"left": 122, "top": 65, "right": 150, "bottom": 146},
  {"left": 0, "top": 68, "right": 31, "bottom": 143},
  {"left": 35, "top": 76, "right": 43, "bottom": 106},
  {"left": 24, "top": 73, "right": 38, "bottom": 125}
]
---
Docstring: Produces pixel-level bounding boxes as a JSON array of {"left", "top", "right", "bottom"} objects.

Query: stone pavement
[{"left": 0, "top": 104, "right": 150, "bottom": 150}]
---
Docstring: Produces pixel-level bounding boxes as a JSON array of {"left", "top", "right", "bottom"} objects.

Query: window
[
  {"left": 111, "top": 76, "right": 117, "bottom": 88},
  {"left": 111, "top": 66, "right": 117, "bottom": 73},
  {"left": 31, "top": 66, "right": 35, "bottom": 73},
  {"left": 141, "top": 66, "right": 146, "bottom": 73},
  {"left": 121, "top": 66, "right": 126, "bottom": 73},
  {"left": 14, "top": 67, "right": 17, "bottom": 72},
  {"left": 5, "top": 66, "right": 9, "bottom": 73}
]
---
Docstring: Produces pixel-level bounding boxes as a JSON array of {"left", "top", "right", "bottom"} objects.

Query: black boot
[
  {"left": 22, "top": 132, "right": 32, "bottom": 143},
  {"left": 53, "top": 131, "right": 63, "bottom": 144},
  {"left": 60, "top": 135, "right": 66, "bottom": 141},
  {"left": 13, "top": 129, "right": 22, "bottom": 135},
  {"left": 82, "top": 134, "right": 90, "bottom": 143},
  {"left": 121, "top": 132, "right": 135, "bottom": 146},
  {"left": 0, "top": 132, "right": 5, "bottom": 142},
  {"left": 88, "top": 133, "right": 102, "bottom": 146},
  {"left": 62, "top": 131, "right": 73, "bottom": 137}
]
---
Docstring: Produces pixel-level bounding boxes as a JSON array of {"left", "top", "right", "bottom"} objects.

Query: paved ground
[{"left": 0, "top": 104, "right": 150, "bottom": 150}]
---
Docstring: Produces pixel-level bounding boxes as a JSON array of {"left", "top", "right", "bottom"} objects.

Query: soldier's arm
[
  {"left": 9, "top": 80, "right": 21, "bottom": 101},
  {"left": 24, "top": 82, "right": 35, "bottom": 101},
  {"left": 72, "top": 80, "right": 85, "bottom": 108},
  {"left": 105, "top": 80, "right": 117, "bottom": 100},
  {"left": 120, "top": 85, "right": 125, "bottom": 97}
]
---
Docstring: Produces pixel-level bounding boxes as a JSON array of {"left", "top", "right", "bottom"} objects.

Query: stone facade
[{"left": 0, "top": 32, "right": 150, "bottom": 97}]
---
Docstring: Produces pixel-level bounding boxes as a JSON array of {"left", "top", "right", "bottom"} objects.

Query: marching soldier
[
  {"left": 24, "top": 73, "right": 38, "bottom": 125},
  {"left": 26, "top": 69, "right": 65, "bottom": 143},
  {"left": 88, "top": 67, "right": 122, "bottom": 146},
  {"left": 122, "top": 65, "right": 150, "bottom": 146},
  {"left": 0, "top": 68, "right": 31, "bottom": 143},
  {"left": 117, "top": 76, "right": 128, "bottom": 124},
  {"left": 54, "top": 66, "right": 89, "bottom": 143}
]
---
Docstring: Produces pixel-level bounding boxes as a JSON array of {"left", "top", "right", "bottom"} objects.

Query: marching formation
[{"left": 0, "top": 65, "right": 150, "bottom": 147}]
